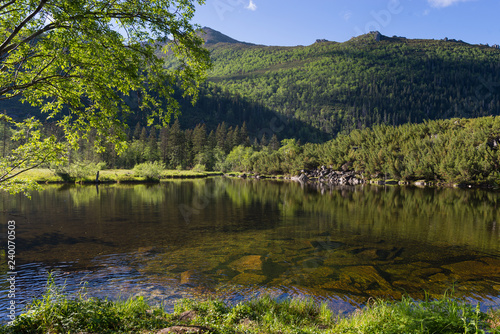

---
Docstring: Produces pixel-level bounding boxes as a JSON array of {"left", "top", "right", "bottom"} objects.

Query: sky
[{"left": 192, "top": 0, "right": 500, "bottom": 46}]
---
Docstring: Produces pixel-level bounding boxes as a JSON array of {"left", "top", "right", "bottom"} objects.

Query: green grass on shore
[
  {"left": 14, "top": 168, "right": 223, "bottom": 183},
  {"left": 2, "top": 279, "right": 499, "bottom": 334}
]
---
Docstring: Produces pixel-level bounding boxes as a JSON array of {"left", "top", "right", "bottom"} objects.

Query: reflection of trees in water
[
  {"left": 223, "top": 180, "right": 500, "bottom": 252},
  {"left": 2, "top": 180, "right": 500, "bottom": 303}
]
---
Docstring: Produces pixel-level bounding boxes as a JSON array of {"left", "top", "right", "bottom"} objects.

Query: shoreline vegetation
[
  {"left": 13, "top": 167, "right": 500, "bottom": 190},
  {"left": 3, "top": 116, "right": 499, "bottom": 191},
  {"left": 1, "top": 279, "right": 499, "bottom": 334}
]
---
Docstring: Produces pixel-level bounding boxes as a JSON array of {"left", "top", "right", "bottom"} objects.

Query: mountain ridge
[
  {"left": 3, "top": 28, "right": 500, "bottom": 145},
  {"left": 198, "top": 27, "right": 255, "bottom": 46}
]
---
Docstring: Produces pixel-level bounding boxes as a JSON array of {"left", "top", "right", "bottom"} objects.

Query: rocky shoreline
[
  {"left": 289, "top": 166, "right": 500, "bottom": 189},
  {"left": 291, "top": 166, "right": 365, "bottom": 186},
  {"left": 225, "top": 166, "right": 498, "bottom": 189}
]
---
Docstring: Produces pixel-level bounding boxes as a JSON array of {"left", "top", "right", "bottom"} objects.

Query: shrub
[
  {"left": 52, "top": 161, "right": 106, "bottom": 181},
  {"left": 192, "top": 164, "right": 206, "bottom": 172},
  {"left": 132, "top": 161, "right": 165, "bottom": 180}
]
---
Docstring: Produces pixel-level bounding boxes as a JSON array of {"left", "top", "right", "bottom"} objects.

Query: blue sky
[{"left": 193, "top": 0, "right": 499, "bottom": 46}]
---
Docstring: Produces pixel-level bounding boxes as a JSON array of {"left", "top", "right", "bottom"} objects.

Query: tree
[{"left": 0, "top": 0, "right": 211, "bottom": 193}]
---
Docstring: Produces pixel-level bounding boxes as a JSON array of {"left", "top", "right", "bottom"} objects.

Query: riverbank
[
  {"left": 15, "top": 168, "right": 223, "bottom": 184},
  {"left": 2, "top": 285, "right": 499, "bottom": 334},
  {"left": 288, "top": 166, "right": 500, "bottom": 189},
  {"left": 11, "top": 167, "right": 500, "bottom": 190}
]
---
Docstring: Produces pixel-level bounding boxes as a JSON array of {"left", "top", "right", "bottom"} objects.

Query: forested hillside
[
  {"left": 4, "top": 29, "right": 500, "bottom": 145},
  {"left": 180, "top": 31, "right": 500, "bottom": 140}
]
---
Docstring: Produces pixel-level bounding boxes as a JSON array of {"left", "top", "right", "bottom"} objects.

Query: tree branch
[
  {"left": 0, "top": 72, "right": 80, "bottom": 96},
  {"left": 0, "top": 0, "right": 49, "bottom": 55},
  {"left": 0, "top": 158, "right": 49, "bottom": 183},
  {"left": 0, "top": 0, "right": 15, "bottom": 13},
  {"left": 0, "top": 21, "right": 64, "bottom": 57}
]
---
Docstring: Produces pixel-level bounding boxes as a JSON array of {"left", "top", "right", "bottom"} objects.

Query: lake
[{"left": 1, "top": 178, "right": 500, "bottom": 321}]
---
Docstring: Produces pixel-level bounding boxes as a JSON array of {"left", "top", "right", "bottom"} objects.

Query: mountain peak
[{"left": 198, "top": 27, "right": 254, "bottom": 46}]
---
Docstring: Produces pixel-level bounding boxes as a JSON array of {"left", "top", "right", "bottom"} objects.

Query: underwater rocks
[
  {"left": 443, "top": 258, "right": 500, "bottom": 280},
  {"left": 229, "top": 255, "right": 264, "bottom": 272},
  {"left": 232, "top": 273, "right": 267, "bottom": 285}
]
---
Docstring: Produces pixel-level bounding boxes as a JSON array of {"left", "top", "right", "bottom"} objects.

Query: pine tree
[
  {"left": 192, "top": 123, "right": 207, "bottom": 156},
  {"left": 207, "top": 130, "right": 216, "bottom": 150},
  {"left": 240, "top": 122, "right": 250, "bottom": 147},
  {"left": 147, "top": 128, "right": 159, "bottom": 161},
  {"left": 260, "top": 133, "right": 268, "bottom": 148},
  {"left": 159, "top": 126, "right": 170, "bottom": 164},
  {"left": 133, "top": 122, "right": 142, "bottom": 140},
  {"left": 269, "top": 134, "right": 280, "bottom": 151},
  {"left": 168, "top": 119, "right": 185, "bottom": 168},
  {"left": 215, "top": 122, "right": 227, "bottom": 151}
]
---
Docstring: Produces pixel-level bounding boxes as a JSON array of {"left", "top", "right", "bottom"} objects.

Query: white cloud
[
  {"left": 245, "top": 0, "right": 257, "bottom": 11},
  {"left": 341, "top": 10, "right": 353, "bottom": 21},
  {"left": 428, "top": 0, "right": 474, "bottom": 8}
]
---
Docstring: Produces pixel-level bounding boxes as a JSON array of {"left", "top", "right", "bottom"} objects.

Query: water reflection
[{"left": 1, "top": 179, "right": 499, "bottom": 320}]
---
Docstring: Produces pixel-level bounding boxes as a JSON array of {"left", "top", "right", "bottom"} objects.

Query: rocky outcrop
[{"left": 292, "top": 166, "right": 365, "bottom": 186}]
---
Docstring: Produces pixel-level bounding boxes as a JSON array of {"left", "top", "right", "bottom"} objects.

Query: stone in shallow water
[
  {"left": 323, "top": 250, "right": 365, "bottom": 266},
  {"left": 229, "top": 255, "right": 263, "bottom": 272},
  {"left": 413, "top": 267, "right": 443, "bottom": 278},
  {"left": 292, "top": 266, "right": 337, "bottom": 287},
  {"left": 341, "top": 266, "right": 392, "bottom": 290},
  {"left": 180, "top": 270, "right": 199, "bottom": 285},
  {"left": 442, "top": 259, "right": 500, "bottom": 279},
  {"left": 357, "top": 249, "right": 379, "bottom": 260},
  {"left": 310, "top": 240, "right": 345, "bottom": 251},
  {"left": 428, "top": 273, "right": 448, "bottom": 282},
  {"left": 321, "top": 266, "right": 392, "bottom": 295},
  {"left": 231, "top": 273, "right": 267, "bottom": 285}
]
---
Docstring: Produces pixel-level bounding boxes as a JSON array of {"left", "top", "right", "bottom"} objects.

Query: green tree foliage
[
  {"left": 172, "top": 34, "right": 500, "bottom": 140},
  {"left": 0, "top": 115, "right": 65, "bottom": 195},
  {"left": 0, "top": 0, "right": 210, "bottom": 193},
  {"left": 304, "top": 116, "right": 500, "bottom": 184}
]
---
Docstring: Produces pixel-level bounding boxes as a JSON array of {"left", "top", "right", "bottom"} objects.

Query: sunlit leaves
[{"left": 0, "top": 0, "right": 211, "bottom": 194}]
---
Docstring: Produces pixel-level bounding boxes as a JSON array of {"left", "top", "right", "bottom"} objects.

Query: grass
[
  {"left": 13, "top": 168, "right": 223, "bottom": 184},
  {"left": 2, "top": 278, "right": 499, "bottom": 334}
]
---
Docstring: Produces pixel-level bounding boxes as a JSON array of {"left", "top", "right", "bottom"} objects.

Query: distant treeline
[{"left": 3, "top": 116, "right": 498, "bottom": 185}]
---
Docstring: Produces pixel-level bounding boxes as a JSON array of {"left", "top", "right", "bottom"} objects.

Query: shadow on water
[{"left": 1, "top": 179, "right": 499, "bottom": 319}]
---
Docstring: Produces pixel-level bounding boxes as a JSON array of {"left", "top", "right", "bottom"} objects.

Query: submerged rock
[
  {"left": 443, "top": 258, "right": 500, "bottom": 279},
  {"left": 229, "top": 255, "right": 263, "bottom": 272},
  {"left": 321, "top": 265, "right": 392, "bottom": 295},
  {"left": 232, "top": 272, "right": 267, "bottom": 285},
  {"left": 180, "top": 270, "right": 199, "bottom": 285},
  {"left": 310, "top": 240, "right": 345, "bottom": 251}
]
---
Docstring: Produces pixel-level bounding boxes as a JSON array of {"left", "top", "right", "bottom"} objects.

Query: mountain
[
  {"left": 198, "top": 27, "right": 254, "bottom": 46},
  {"left": 3, "top": 29, "right": 500, "bottom": 144},
  {"left": 182, "top": 30, "right": 500, "bottom": 140}
]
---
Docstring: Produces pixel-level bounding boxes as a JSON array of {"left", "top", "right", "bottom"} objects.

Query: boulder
[
  {"left": 229, "top": 255, "right": 263, "bottom": 272},
  {"left": 178, "top": 310, "right": 198, "bottom": 322},
  {"left": 157, "top": 325, "right": 210, "bottom": 334}
]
